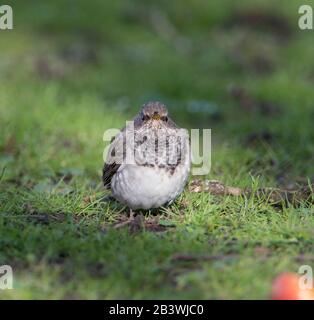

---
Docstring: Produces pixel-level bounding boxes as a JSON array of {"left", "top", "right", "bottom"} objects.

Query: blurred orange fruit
[{"left": 271, "top": 272, "right": 314, "bottom": 300}]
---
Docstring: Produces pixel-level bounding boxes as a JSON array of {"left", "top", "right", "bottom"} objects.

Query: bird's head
[{"left": 140, "top": 101, "right": 168, "bottom": 125}]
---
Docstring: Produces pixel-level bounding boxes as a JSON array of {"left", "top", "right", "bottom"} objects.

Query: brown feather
[{"left": 103, "top": 101, "right": 179, "bottom": 189}]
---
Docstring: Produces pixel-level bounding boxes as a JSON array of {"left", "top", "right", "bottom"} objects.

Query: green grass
[{"left": 0, "top": 0, "right": 313, "bottom": 299}]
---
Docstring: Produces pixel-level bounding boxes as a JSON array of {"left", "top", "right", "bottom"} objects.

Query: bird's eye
[
  {"left": 161, "top": 116, "right": 168, "bottom": 122},
  {"left": 142, "top": 114, "right": 149, "bottom": 121}
]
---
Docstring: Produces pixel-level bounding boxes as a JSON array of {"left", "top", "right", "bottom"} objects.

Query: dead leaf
[{"left": 189, "top": 179, "right": 243, "bottom": 196}]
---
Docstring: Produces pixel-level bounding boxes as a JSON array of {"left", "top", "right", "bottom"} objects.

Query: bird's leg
[
  {"left": 129, "top": 208, "right": 135, "bottom": 220},
  {"left": 113, "top": 208, "right": 135, "bottom": 229}
]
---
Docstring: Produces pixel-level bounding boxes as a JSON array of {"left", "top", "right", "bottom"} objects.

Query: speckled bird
[{"left": 103, "top": 101, "right": 190, "bottom": 210}]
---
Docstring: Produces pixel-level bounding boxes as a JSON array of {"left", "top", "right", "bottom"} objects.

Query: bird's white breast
[{"left": 111, "top": 162, "right": 190, "bottom": 210}]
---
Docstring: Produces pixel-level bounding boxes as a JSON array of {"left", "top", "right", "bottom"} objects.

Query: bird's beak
[{"left": 152, "top": 113, "right": 161, "bottom": 121}]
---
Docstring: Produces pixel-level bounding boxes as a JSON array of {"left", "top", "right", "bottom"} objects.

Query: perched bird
[{"left": 103, "top": 101, "right": 190, "bottom": 210}]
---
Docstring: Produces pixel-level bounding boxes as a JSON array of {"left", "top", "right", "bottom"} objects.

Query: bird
[{"left": 103, "top": 101, "right": 190, "bottom": 211}]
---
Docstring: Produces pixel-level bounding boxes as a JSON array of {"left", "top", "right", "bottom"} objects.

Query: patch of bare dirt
[
  {"left": 111, "top": 213, "right": 174, "bottom": 234},
  {"left": 23, "top": 203, "right": 67, "bottom": 225},
  {"left": 244, "top": 131, "right": 275, "bottom": 148}
]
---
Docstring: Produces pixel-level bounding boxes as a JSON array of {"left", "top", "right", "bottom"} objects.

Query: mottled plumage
[{"left": 103, "top": 101, "right": 190, "bottom": 210}]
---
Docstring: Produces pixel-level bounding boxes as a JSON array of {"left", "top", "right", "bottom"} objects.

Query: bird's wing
[
  {"left": 102, "top": 130, "right": 125, "bottom": 189},
  {"left": 103, "top": 115, "right": 142, "bottom": 189}
]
